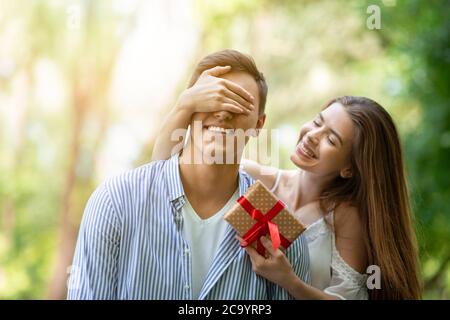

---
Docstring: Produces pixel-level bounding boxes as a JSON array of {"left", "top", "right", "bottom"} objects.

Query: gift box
[{"left": 224, "top": 180, "right": 306, "bottom": 256}]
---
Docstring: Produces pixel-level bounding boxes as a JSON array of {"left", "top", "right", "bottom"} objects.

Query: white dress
[{"left": 270, "top": 170, "right": 369, "bottom": 300}]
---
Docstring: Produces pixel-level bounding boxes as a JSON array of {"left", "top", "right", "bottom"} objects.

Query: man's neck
[{"left": 179, "top": 145, "right": 240, "bottom": 219}]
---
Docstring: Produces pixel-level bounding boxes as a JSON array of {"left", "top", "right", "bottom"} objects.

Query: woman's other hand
[{"left": 237, "top": 235, "right": 297, "bottom": 289}]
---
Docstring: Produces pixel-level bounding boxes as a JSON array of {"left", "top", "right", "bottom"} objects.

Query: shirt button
[
  {"left": 184, "top": 284, "right": 190, "bottom": 290},
  {"left": 184, "top": 248, "right": 190, "bottom": 256},
  {"left": 175, "top": 215, "right": 182, "bottom": 221}
]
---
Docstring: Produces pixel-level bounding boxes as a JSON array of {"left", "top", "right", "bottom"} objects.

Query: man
[{"left": 67, "top": 49, "right": 310, "bottom": 299}]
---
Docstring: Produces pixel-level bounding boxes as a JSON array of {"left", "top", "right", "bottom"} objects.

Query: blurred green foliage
[
  {"left": 379, "top": 0, "right": 450, "bottom": 298},
  {"left": 0, "top": 0, "right": 448, "bottom": 299}
]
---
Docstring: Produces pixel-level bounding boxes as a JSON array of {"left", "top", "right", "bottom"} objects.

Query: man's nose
[{"left": 213, "top": 110, "right": 233, "bottom": 121}]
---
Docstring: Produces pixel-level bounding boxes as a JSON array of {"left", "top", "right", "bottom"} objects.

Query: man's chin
[
  {"left": 188, "top": 142, "right": 240, "bottom": 165},
  {"left": 204, "top": 146, "right": 241, "bottom": 165}
]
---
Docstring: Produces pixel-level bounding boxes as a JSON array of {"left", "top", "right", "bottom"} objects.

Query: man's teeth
[
  {"left": 301, "top": 142, "right": 316, "bottom": 158},
  {"left": 207, "top": 126, "right": 235, "bottom": 135}
]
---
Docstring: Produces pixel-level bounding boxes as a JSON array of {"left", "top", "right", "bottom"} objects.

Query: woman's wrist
[
  {"left": 174, "top": 90, "right": 195, "bottom": 114},
  {"left": 279, "top": 271, "right": 300, "bottom": 292}
]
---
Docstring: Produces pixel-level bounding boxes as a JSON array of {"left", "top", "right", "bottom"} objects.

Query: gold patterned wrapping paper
[{"left": 224, "top": 180, "right": 306, "bottom": 253}]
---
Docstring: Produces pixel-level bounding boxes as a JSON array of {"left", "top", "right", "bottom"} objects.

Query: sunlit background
[{"left": 0, "top": 0, "right": 449, "bottom": 299}]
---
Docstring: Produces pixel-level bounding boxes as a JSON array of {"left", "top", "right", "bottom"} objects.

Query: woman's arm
[
  {"left": 283, "top": 273, "right": 340, "bottom": 300},
  {"left": 151, "top": 65, "right": 255, "bottom": 161},
  {"left": 333, "top": 203, "right": 368, "bottom": 273},
  {"left": 240, "top": 236, "right": 340, "bottom": 300},
  {"left": 151, "top": 100, "right": 194, "bottom": 161},
  {"left": 240, "top": 204, "right": 368, "bottom": 300}
]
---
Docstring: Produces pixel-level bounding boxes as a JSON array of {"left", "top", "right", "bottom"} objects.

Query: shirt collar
[
  {"left": 166, "top": 153, "right": 185, "bottom": 203},
  {"left": 238, "top": 170, "right": 249, "bottom": 197}
]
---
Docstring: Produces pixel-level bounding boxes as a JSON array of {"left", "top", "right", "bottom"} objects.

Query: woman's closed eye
[
  {"left": 312, "top": 117, "right": 340, "bottom": 147},
  {"left": 328, "top": 136, "right": 336, "bottom": 146}
]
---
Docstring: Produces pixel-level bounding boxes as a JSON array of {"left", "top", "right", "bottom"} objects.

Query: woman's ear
[{"left": 340, "top": 166, "right": 353, "bottom": 179}]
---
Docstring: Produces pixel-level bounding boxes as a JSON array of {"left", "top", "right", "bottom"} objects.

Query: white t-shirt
[{"left": 181, "top": 189, "right": 240, "bottom": 299}]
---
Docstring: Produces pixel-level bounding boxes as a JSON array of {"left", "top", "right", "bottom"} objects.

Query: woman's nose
[
  {"left": 214, "top": 111, "right": 233, "bottom": 121},
  {"left": 306, "top": 129, "right": 320, "bottom": 145}
]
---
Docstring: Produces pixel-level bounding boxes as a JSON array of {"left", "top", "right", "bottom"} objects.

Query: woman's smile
[{"left": 297, "top": 139, "right": 318, "bottom": 160}]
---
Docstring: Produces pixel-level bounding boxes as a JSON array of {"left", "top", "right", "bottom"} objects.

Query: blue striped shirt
[{"left": 67, "top": 154, "right": 311, "bottom": 299}]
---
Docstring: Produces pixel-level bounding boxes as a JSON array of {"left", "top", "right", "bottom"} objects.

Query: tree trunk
[
  {"left": 45, "top": 2, "right": 141, "bottom": 299},
  {"left": 46, "top": 76, "right": 87, "bottom": 299}
]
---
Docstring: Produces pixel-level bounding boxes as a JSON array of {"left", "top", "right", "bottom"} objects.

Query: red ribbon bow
[{"left": 237, "top": 195, "right": 291, "bottom": 255}]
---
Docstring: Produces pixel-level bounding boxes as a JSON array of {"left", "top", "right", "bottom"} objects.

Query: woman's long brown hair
[{"left": 320, "top": 96, "right": 421, "bottom": 299}]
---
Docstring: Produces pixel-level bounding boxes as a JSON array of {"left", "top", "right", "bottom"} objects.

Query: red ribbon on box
[{"left": 237, "top": 195, "right": 292, "bottom": 255}]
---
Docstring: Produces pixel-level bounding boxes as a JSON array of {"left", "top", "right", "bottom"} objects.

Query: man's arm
[{"left": 67, "top": 183, "right": 121, "bottom": 300}]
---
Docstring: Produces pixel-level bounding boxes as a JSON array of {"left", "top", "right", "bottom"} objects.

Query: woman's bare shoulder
[
  {"left": 241, "top": 159, "right": 295, "bottom": 190},
  {"left": 241, "top": 159, "right": 297, "bottom": 189}
]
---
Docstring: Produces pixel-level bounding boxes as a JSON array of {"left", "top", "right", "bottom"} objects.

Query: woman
[{"left": 152, "top": 68, "right": 421, "bottom": 300}]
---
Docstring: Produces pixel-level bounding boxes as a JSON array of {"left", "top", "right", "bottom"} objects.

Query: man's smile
[{"left": 204, "top": 125, "right": 235, "bottom": 136}]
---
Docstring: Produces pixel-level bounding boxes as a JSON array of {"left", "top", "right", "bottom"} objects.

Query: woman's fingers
[
  {"left": 221, "top": 103, "right": 245, "bottom": 114},
  {"left": 220, "top": 97, "right": 250, "bottom": 114},
  {"left": 243, "top": 245, "right": 265, "bottom": 267},
  {"left": 221, "top": 78, "right": 255, "bottom": 105},
  {"left": 260, "top": 236, "right": 277, "bottom": 257},
  {"left": 235, "top": 235, "right": 247, "bottom": 246},
  {"left": 202, "top": 65, "right": 231, "bottom": 77},
  {"left": 235, "top": 235, "right": 264, "bottom": 264},
  {"left": 194, "top": 67, "right": 256, "bottom": 115},
  {"left": 236, "top": 235, "right": 276, "bottom": 257},
  {"left": 223, "top": 87, "right": 254, "bottom": 112}
]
